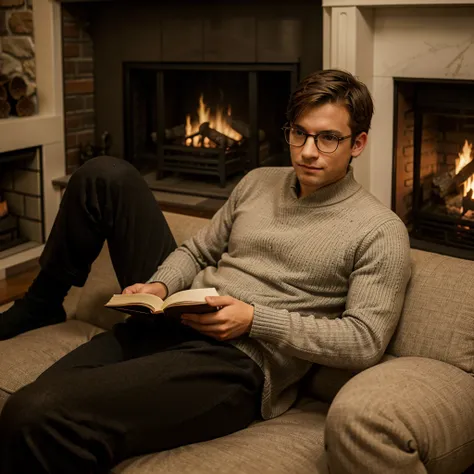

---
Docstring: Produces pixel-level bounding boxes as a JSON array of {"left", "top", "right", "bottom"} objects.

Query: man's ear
[{"left": 351, "top": 132, "right": 368, "bottom": 158}]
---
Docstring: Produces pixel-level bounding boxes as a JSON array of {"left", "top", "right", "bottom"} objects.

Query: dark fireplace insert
[
  {"left": 393, "top": 79, "right": 474, "bottom": 260},
  {"left": 124, "top": 62, "right": 298, "bottom": 187}
]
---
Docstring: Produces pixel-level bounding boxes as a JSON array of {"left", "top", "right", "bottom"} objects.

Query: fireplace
[
  {"left": 393, "top": 79, "right": 474, "bottom": 259},
  {"left": 0, "top": 147, "right": 45, "bottom": 257},
  {"left": 59, "top": 0, "right": 323, "bottom": 186},
  {"left": 124, "top": 62, "right": 297, "bottom": 186}
]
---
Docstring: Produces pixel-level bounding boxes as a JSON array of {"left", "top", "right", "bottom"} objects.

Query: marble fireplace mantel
[{"left": 322, "top": 0, "right": 474, "bottom": 208}]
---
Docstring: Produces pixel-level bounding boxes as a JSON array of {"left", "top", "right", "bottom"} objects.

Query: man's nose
[{"left": 301, "top": 137, "right": 320, "bottom": 161}]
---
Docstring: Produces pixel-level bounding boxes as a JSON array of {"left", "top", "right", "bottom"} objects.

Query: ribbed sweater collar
[{"left": 285, "top": 166, "right": 362, "bottom": 207}]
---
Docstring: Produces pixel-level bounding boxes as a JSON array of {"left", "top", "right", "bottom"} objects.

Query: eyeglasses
[{"left": 282, "top": 125, "right": 352, "bottom": 154}]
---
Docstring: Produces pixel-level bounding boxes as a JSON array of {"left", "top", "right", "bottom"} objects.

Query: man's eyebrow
[
  {"left": 292, "top": 124, "right": 308, "bottom": 133},
  {"left": 293, "top": 125, "right": 343, "bottom": 136}
]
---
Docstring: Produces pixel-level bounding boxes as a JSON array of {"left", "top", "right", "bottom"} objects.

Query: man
[{"left": 0, "top": 69, "right": 411, "bottom": 473}]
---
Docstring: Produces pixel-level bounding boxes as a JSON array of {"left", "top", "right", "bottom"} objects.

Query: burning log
[
  {"left": 462, "top": 190, "right": 474, "bottom": 215},
  {"left": 0, "top": 100, "right": 11, "bottom": 119},
  {"left": 453, "top": 159, "right": 474, "bottom": 188},
  {"left": 432, "top": 170, "right": 456, "bottom": 198},
  {"left": 225, "top": 117, "right": 250, "bottom": 138},
  {"left": 433, "top": 158, "right": 474, "bottom": 199},
  {"left": 444, "top": 193, "right": 463, "bottom": 214},
  {"left": 15, "top": 96, "right": 35, "bottom": 117},
  {"left": 198, "top": 122, "right": 237, "bottom": 148},
  {"left": 225, "top": 116, "right": 266, "bottom": 142},
  {"left": 165, "top": 124, "right": 186, "bottom": 140}
]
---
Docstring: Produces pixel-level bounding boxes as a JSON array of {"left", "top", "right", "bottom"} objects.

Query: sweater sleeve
[
  {"left": 249, "top": 218, "right": 412, "bottom": 370},
  {"left": 146, "top": 177, "right": 245, "bottom": 296}
]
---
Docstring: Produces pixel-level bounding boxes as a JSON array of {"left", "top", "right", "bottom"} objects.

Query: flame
[
  {"left": 455, "top": 140, "right": 474, "bottom": 203},
  {"left": 185, "top": 95, "right": 242, "bottom": 148}
]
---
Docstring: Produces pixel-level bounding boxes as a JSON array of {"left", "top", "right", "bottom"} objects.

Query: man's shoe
[{"left": 0, "top": 298, "right": 66, "bottom": 341}]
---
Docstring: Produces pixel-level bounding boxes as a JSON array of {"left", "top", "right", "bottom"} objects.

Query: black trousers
[{"left": 0, "top": 157, "right": 264, "bottom": 474}]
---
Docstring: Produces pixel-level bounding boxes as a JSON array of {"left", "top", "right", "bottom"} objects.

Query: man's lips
[{"left": 298, "top": 164, "right": 323, "bottom": 171}]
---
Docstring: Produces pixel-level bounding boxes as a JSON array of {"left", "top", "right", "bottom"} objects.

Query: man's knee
[{"left": 69, "top": 155, "right": 139, "bottom": 187}]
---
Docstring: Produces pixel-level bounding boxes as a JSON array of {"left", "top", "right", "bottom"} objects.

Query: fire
[
  {"left": 185, "top": 95, "right": 242, "bottom": 148},
  {"left": 455, "top": 140, "right": 474, "bottom": 200}
]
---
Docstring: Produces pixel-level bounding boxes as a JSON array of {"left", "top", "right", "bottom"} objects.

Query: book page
[
  {"left": 163, "top": 288, "right": 219, "bottom": 309},
  {"left": 105, "top": 293, "right": 165, "bottom": 312}
]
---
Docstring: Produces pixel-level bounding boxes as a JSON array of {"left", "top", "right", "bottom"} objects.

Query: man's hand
[
  {"left": 122, "top": 282, "right": 168, "bottom": 299},
  {"left": 181, "top": 296, "right": 254, "bottom": 341}
]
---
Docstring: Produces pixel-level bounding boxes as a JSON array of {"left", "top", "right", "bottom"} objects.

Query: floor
[{"left": 0, "top": 264, "right": 39, "bottom": 306}]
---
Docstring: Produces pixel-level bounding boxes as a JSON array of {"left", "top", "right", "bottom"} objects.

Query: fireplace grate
[
  {"left": 162, "top": 145, "right": 244, "bottom": 188},
  {"left": 413, "top": 213, "right": 474, "bottom": 252}
]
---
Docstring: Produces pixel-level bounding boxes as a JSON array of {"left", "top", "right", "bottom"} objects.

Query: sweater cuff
[
  {"left": 249, "top": 303, "right": 290, "bottom": 342},
  {"left": 146, "top": 267, "right": 184, "bottom": 296}
]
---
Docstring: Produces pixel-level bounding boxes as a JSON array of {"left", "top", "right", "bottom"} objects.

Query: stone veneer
[{"left": 0, "top": 0, "right": 36, "bottom": 112}]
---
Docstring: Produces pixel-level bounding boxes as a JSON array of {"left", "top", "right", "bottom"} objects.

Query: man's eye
[
  {"left": 320, "top": 134, "right": 338, "bottom": 142},
  {"left": 293, "top": 129, "right": 305, "bottom": 137}
]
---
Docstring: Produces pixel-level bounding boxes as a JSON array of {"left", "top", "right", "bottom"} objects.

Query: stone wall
[
  {"left": 62, "top": 5, "right": 95, "bottom": 174},
  {"left": 0, "top": 0, "right": 36, "bottom": 115}
]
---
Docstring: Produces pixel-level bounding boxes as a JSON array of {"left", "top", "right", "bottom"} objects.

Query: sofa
[{"left": 0, "top": 210, "right": 473, "bottom": 474}]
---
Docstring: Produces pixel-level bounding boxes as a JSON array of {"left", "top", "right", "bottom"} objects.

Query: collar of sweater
[{"left": 286, "top": 166, "right": 362, "bottom": 207}]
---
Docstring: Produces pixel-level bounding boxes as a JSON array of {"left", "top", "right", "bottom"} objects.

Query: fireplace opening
[
  {"left": 124, "top": 63, "right": 297, "bottom": 188},
  {"left": 0, "top": 147, "right": 44, "bottom": 257},
  {"left": 393, "top": 79, "right": 474, "bottom": 259}
]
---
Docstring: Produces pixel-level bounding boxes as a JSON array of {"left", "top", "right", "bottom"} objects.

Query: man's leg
[
  {"left": 0, "top": 318, "right": 263, "bottom": 474},
  {"left": 0, "top": 156, "right": 177, "bottom": 340}
]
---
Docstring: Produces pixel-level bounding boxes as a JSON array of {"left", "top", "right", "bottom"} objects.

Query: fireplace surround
[
  {"left": 60, "top": 0, "right": 323, "bottom": 182},
  {"left": 323, "top": 0, "right": 474, "bottom": 259}
]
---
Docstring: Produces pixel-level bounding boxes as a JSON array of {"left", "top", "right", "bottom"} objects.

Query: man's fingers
[
  {"left": 205, "top": 295, "right": 235, "bottom": 307},
  {"left": 122, "top": 284, "right": 144, "bottom": 294},
  {"left": 181, "top": 312, "right": 221, "bottom": 325}
]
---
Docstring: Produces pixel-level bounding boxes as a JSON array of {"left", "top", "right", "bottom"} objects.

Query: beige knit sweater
[{"left": 149, "top": 167, "right": 412, "bottom": 419}]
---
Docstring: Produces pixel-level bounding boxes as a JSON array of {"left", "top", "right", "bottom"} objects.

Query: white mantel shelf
[
  {"left": 0, "top": 115, "right": 63, "bottom": 154},
  {"left": 323, "top": 0, "right": 474, "bottom": 6}
]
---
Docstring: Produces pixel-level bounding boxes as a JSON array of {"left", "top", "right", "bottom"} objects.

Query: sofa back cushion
[{"left": 387, "top": 249, "right": 474, "bottom": 374}]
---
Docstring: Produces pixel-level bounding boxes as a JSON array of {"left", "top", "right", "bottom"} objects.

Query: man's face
[{"left": 289, "top": 102, "right": 367, "bottom": 197}]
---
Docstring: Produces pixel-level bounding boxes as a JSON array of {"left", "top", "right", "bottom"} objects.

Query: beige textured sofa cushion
[
  {"left": 114, "top": 399, "right": 329, "bottom": 474},
  {"left": 387, "top": 249, "right": 474, "bottom": 373},
  {"left": 0, "top": 320, "right": 103, "bottom": 411},
  {"left": 325, "top": 357, "right": 474, "bottom": 474}
]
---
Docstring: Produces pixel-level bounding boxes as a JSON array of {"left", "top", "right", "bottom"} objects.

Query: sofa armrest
[{"left": 325, "top": 357, "right": 474, "bottom": 474}]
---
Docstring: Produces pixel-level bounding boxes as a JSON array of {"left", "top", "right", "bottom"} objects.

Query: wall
[
  {"left": 61, "top": 4, "right": 95, "bottom": 174},
  {"left": 89, "top": 0, "right": 323, "bottom": 160}
]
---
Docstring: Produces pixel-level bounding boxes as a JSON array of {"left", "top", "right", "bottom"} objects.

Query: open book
[{"left": 105, "top": 287, "right": 219, "bottom": 318}]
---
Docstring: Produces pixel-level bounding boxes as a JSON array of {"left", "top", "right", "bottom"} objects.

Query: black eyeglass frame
[{"left": 282, "top": 125, "right": 353, "bottom": 154}]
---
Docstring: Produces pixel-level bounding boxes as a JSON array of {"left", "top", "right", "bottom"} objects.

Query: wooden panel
[
  {"left": 162, "top": 19, "right": 204, "bottom": 62},
  {"left": 257, "top": 18, "right": 302, "bottom": 62},
  {"left": 204, "top": 17, "right": 256, "bottom": 62}
]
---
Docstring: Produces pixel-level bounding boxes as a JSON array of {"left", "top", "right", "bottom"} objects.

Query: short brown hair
[{"left": 286, "top": 69, "right": 374, "bottom": 144}]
